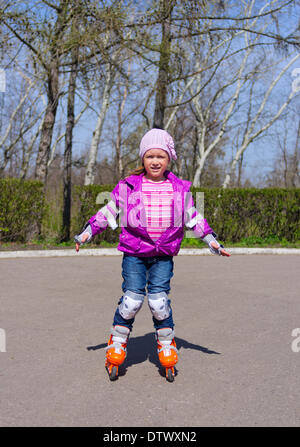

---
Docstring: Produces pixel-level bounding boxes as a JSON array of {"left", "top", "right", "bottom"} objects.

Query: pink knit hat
[{"left": 139, "top": 128, "right": 177, "bottom": 161}]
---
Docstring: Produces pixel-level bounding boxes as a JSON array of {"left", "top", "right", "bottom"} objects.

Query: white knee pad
[
  {"left": 118, "top": 290, "right": 145, "bottom": 320},
  {"left": 148, "top": 292, "right": 171, "bottom": 321}
]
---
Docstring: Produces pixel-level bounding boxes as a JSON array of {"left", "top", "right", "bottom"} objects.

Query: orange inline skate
[
  {"left": 105, "top": 325, "right": 130, "bottom": 381},
  {"left": 156, "top": 328, "right": 178, "bottom": 382}
]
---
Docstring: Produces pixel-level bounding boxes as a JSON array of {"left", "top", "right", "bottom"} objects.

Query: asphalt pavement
[{"left": 1, "top": 253, "right": 300, "bottom": 427}]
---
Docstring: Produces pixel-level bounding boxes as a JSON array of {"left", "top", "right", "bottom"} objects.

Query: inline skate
[
  {"left": 156, "top": 327, "right": 178, "bottom": 382},
  {"left": 105, "top": 325, "right": 130, "bottom": 381}
]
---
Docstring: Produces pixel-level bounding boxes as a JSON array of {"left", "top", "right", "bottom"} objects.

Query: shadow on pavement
[{"left": 87, "top": 333, "right": 220, "bottom": 379}]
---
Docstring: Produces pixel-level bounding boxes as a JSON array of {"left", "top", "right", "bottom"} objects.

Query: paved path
[{"left": 1, "top": 254, "right": 300, "bottom": 427}]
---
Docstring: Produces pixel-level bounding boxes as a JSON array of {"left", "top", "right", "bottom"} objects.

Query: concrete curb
[{"left": 0, "top": 247, "right": 299, "bottom": 258}]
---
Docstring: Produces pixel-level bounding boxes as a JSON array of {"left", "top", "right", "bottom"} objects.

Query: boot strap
[{"left": 158, "top": 344, "right": 178, "bottom": 354}]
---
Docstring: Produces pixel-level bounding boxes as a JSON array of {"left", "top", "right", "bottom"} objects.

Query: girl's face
[{"left": 143, "top": 149, "right": 170, "bottom": 181}]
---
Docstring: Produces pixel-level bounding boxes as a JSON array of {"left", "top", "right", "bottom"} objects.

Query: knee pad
[
  {"left": 118, "top": 290, "right": 145, "bottom": 320},
  {"left": 148, "top": 292, "right": 171, "bottom": 321}
]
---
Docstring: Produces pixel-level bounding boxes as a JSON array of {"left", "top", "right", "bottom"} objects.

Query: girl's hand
[
  {"left": 210, "top": 241, "right": 231, "bottom": 257},
  {"left": 75, "top": 232, "right": 90, "bottom": 252}
]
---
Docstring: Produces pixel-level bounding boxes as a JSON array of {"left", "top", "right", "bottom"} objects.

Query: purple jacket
[{"left": 88, "top": 170, "right": 214, "bottom": 257}]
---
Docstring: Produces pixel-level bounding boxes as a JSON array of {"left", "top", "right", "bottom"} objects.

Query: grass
[
  {"left": 182, "top": 235, "right": 300, "bottom": 248},
  {"left": 0, "top": 235, "right": 299, "bottom": 251}
]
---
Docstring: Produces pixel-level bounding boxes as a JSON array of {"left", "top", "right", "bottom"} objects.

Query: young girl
[{"left": 75, "top": 128, "right": 230, "bottom": 382}]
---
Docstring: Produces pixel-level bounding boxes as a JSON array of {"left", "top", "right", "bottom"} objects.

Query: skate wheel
[
  {"left": 166, "top": 368, "right": 174, "bottom": 382},
  {"left": 106, "top": 363, "right": 118, "bottom": 381},
  {"left": 109, "top": 366, "right": 118, "bottom": 381}
]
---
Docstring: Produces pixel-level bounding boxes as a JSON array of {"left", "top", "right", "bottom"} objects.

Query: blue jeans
[{"left": 113, "top": 254, "right": 174, "bottom": 330}]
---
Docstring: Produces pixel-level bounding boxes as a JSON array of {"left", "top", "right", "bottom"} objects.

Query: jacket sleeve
[
  {"left": 88, "top": 180, "right": 125, "bottom": 237},
  {"left": 183, "top": 184, "right": 214, "bottom": 239}
]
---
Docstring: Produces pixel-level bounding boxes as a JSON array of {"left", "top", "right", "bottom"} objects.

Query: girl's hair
[{"left": 126, "top": 162, "right": 146, "bottom": 177}]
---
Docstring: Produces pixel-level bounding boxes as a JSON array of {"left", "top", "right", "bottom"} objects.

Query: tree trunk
[
  {"left": 291, "top": 119, "right": 300, "bottom": 187},
  {"left": 115, "top": 64, "right": 130, "bottom": 181},
  {"left": 115, "top": 103, "right": 124, "bottom": 181},
  {"left": 61, "top": 49, "right": 78, "bottom": 242},
  {"left": 237, "top": 152, "right": 244, "bottom": 187},
  {"left": 153, "top": 0, "right": 173, "bottom": 129},
  {"left": 20, "top": 116, "right": 44, "bottom": 180},
  {"left": 193, "top": 154, "right": 206, "bottom": 187},
  {"left": 84, "top": 63, "right": 113, "bottom": 185},
  {"left": 192, "top": 123, "right": 208, "bottom": 187},
  {"left": 35, "top": 59, "right": 60, "bottom": 184}
]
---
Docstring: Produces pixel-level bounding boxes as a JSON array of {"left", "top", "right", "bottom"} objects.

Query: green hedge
[
  {"left": 190, "top": 188, "right": 300, "bottom": 242},
  {"left": 1, "top": 180, "right": 299, "bottom": 243},
  {"left": 73, "top": 185, "right": 300, "bottom": 243},
  {"left": 0, "top": 178, "right": 45, "bottom": 242}
]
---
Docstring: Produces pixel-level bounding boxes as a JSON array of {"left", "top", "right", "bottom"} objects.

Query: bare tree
[
  {"left": 152, "top": 0, "right": 175, "bottom": 129},
  {"left": 141, "top": 0, "right": 299, "bottom": 131},
  {"left": 20, "top": 104, "right": 46, "bottom": 179},
  {"left": 84, "top": 61, "right": 115, "bottom": 185},
  {"left": 115, "top": 62, "right": 131, "bottom": 180},
  {"left": 2, "top": 1, "right": 79, "bottom": 183},
  {"left": 265, "top": 115, "right": 300, "bottom": 187},
  {"left": 3, "top": 0, "right": 121, "bottom": 184},
  {"left": 61, "top": 40, "right": 79, "bottom": 242},
  {"left": 84, "top": 27, "right": 133, "bottom": 185},
  {"left": 222, "top": 52, "right": 300, "bottom": 188},
  {"left": 47, "top": 90, "right": 91, "bottom": 168},
  {"left": 163, "top": 0, "right": 300, "bottom": 187},
  {"left": 0, "top": 72, "right": 46, "bottom": 176}
]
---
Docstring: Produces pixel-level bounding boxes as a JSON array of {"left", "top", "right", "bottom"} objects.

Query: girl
[{"left": 75, "top": 128, "right": 230, "bottom": 382}]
